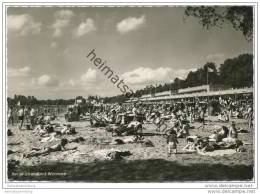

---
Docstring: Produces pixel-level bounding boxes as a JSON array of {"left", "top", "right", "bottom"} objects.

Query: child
[
  {"left": 166, "top": 130, "right": 179, "bottom": 157},
  {"left": 229, "top": 121, "right": 238, "bottom": 139}
]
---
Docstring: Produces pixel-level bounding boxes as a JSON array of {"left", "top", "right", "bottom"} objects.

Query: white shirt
[
  {"left": 30, "top": 108, "right": 36, "bottom": 116},
  {"left": 18, "top": 109, "right": 24, "bottom": 117}
]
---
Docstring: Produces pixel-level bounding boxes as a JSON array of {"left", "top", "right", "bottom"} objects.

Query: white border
[{"left": 1, "top": 0, "right": 258, "bottom": 191}]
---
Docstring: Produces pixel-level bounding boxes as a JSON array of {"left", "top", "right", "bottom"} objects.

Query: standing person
[
  {"left": 247, "top": 106, "right": 253, "bottom": 131},
  {"left": 18, "top": 106, "right": 25, "bottom": 129},
  {"left": 189, "top": 106, "right": 194, "bottom": 124},
  {"left": 44, "top": 106, "right": 47, "bottom": 115},
  {"left": 57, "top": 106, "right": 60, "bottom": 115},
  {"left": 132, "top": 104, "right": 138, "bottom": 121},
  {"left": 166, "top": 130, "right": 179, "bottom": 157},
  {"left": 7, "top": 106, "right": 14, "bottom": 125},
  {"left": 223, "top": 111, "right": 230, "bottom": 122},
  {"left": 24, "top": 106, "right": 30, "bottom": 123},
  {"left": 200, "top": 107, "right": 205, "bottom": 130},
  {"left": 229, "top": 121, "right": 238, "bottom": 139},
  {"left": 36, "top": 106, "right": 40, "bottom": 116},
  {"left": 29, "top": 107, "right": 36, "bottom": 127}
]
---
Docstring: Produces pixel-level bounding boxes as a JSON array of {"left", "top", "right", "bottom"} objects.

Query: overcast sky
[{"left": 7, "top": 7, "right": 253, "bottom": 99}]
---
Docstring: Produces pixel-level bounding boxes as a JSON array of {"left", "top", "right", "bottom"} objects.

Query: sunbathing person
[
  {"left": 209, "top": 125, "right": 229, "bottom": 142},
  {"left": 68, "top": 136, "right": 85, "bottom": 143},
  {"left": 161, "top": 109, "right": 172, "bottom": 121},
  {"left": 234, "top": 108, "right": 243, "bottom": 119},
  {"left": 33, "top": 123, "right": 45, "bottom": 136},
  {"left": 152, "top": 111, "right": 161, "bottom": 131},
  {"left": 61, "top": 124, "right": 76, "bottom": 134},
  {"left": 208, "top": 123, "right": 243, "bottom": 151},
  {"left": 45, "top": 123, "right": 54, "bottom": 133},
  {"left": 218, "top": 111, "right": 229, "bottom": 122},
  {"left": 112, "top": 136, "right": 141, "bottom": 144},
  {"left": 222, "top": 122, "right": 239, "bottom": 143},
  {"left": 217, "top": 138, "right": 243, "bottom": 151},
  {"left": 196, "top": 139, "right": 215, "bottom": 153},
  {"left": 182, "top": 136, "right": 197, "bottom": 152},
  {"left": 40, "top": 132, "right": 60, "bottom": 143},
  {"left": 33, "top": 123, "right": 54, "bottom": 136},
  {"left": 90, "top": 115, "right": 108, "bottom": 127},
  {"left": 24, "top": 138, "right": 76, "bottom": 158},
  {"left": 113, "top": 120, "right": 142, "bottom": 138},
  {"left": 35, "top": 113, "right": 45, "bottom": 125}
]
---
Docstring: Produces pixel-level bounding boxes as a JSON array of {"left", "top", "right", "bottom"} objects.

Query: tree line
[
  {"left": 7, "top": 94, "right": 104, "bottom": 107},
  {"left": 7, "top": 95, "right": 75, "bottom": 107},
  {"left": 103, "top": 53, "right": 253, "bottom": 103}
]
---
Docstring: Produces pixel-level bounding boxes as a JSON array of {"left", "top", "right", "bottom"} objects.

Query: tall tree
[
  {"left": 219, "top": 54, "right": 253, "bottom": 88},
  {"left": 184, "top": 6, "right": 253, "bottom": 41}
]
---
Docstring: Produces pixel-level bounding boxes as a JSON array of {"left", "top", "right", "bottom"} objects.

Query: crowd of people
[
  {"left": 61, "top": 96, "right": 253, "bottom": 157},
  {"left": 85, "top": 96, "right": 253, "bottom": 131},
  {"left": 7, "top": 95, "right": 253, "bottom": 159}
]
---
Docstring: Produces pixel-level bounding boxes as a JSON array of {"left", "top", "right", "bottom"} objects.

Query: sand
[{"left": 7, "top": 116, "right": 254, "bottom": 182}]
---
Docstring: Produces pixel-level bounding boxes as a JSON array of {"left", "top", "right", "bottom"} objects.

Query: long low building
[
  {"left": 177, "top": 84, "right": 231, "bottom": 94},
  {"left": 178, "top": 85, "right": 210, "bottom": 94},
  {"left": 125, "top": 87, "right": 253, "bottom": 103}
]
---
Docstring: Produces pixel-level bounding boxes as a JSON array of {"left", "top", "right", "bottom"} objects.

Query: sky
[{"left": 7, "top": 7, "right": 253, "bottom": 99}]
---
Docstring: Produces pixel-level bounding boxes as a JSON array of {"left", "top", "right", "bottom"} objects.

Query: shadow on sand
[{"left": 8, "top": 159, "right": 253, "bottom": 182}]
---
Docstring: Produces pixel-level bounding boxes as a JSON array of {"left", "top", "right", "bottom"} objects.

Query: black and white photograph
[{"left": 1, "top": 1, "right": 259, "bottom": 192}]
